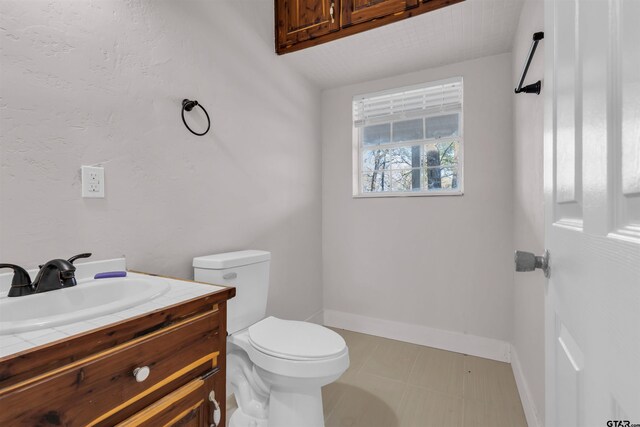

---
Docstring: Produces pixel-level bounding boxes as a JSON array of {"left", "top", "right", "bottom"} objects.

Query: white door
[{"left": 544, "top": 0, "right": 640, "bottom": 426}]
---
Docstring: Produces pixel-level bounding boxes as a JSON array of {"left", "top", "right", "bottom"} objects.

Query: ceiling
[{"left": 281, "top": 0, "right": 524, "bottom": 89}]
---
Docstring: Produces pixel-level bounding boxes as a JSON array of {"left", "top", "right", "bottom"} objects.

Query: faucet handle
[
  {"left": 0, "top": 264, "right": 34, "bottom": 297},
  {"left": 0, "top": 263, "right": 31, "bottom": 285},
  {"left": 68, "top": 253, "right": 92, "bottom": 264},
  {"left": 37, "top": 253, "right": 92, "bottom": 269}
]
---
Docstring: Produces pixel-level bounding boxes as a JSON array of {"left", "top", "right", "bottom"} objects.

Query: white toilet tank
[{"left": 193, "top": 250, "right": 270, "bottom": 334}]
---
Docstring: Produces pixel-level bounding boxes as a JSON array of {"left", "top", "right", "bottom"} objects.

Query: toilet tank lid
[{"left": 193, "top": 250, "right": 271, "bottom": 269}]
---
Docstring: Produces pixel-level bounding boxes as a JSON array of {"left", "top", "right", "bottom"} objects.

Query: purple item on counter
[{"left": 94, "top": 271, "right": 127, "bottom": 279}]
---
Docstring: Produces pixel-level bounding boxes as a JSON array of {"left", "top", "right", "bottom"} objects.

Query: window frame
[{"left": 352, "top": 77, "right": 465, "bottom": 198}]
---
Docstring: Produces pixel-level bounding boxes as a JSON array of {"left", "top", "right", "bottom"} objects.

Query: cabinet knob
[
  {"left": 133, "top": 366, "right": 151, "bottom": 382},
  {"left": 330, "top": 2, "right": 335, "bottom": 23}
]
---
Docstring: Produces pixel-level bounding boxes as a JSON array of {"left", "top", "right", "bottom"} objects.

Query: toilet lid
[{"left": 248, "top": 317, "right": 346, "bottom": 360}]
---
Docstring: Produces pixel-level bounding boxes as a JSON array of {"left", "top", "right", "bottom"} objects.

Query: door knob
[
  {"left": 515, "top": 250, "right": 550, "bottom": 278},
  {"left": 133, "top": 366, "right": 150, "bottom": 382}
]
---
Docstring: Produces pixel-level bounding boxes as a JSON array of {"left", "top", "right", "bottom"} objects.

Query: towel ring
[{"left": 181, "top": 99, "right": 211, "bottom": 136}]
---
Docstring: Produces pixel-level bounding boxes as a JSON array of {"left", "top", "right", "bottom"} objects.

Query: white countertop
[{"left": 0, "top": 259, "right": 226, "bottom": 358}]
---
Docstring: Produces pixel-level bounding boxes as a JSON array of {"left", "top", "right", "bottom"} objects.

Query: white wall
[
  {"left": 321, "top": 53, "right": 514, "bottom": 345},
  {"left": 0, "top": 0, "right": 323, "bottom": 321},
  {"left": 511, "top": 0, "right": 546, "bottom": 425},
  {"left": 1, "top": 3, "right": 546, "bottom": 408}
]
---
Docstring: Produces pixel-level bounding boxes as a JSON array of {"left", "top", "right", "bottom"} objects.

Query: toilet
[{"left": 193, "top": 250, "right": 349, "bottom": 427}]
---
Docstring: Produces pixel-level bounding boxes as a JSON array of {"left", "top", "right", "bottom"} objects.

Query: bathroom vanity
[{"left": 0, "top": 268, "right": 235, "bottom": 427}]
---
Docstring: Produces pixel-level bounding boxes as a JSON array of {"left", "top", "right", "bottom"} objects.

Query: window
[{"left": 353, "top": 77, "right": 463, "bottom": 197}]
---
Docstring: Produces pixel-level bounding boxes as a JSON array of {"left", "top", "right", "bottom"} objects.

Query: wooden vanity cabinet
[
  {"left": 275, "top": 0, "right": 464, "bottom": 54},
  {"left": 0, "top": 284, "right": 235, "bottom": 427}
]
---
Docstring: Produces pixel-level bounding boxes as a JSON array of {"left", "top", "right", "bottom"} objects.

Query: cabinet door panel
[
  {"left": 342, "top": 0, "right": 418, "bottom": 26},
  {"left": 117, "top": 369, "right": 223, "bottom": 427},
  {"left": 117, "top": 378, "right": 207, "bottom": 427},
  {"left": 277, "top": 0, "right": 340, "bottom": 48}
]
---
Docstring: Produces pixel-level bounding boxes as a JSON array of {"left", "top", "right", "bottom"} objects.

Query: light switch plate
[{"left": 81, "top": 165, "right": 105, "bottom": 198}]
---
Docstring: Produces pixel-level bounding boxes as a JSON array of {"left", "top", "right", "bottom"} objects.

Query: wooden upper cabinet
[
  {"left": 275, "top": 0, "right": 464, "bottom": 54},
  {"left": 342, "top": 0, "right": 418, "bottom": 26},
  {"left": 276, "top": 0, "right": 340, "bottom": 50}
]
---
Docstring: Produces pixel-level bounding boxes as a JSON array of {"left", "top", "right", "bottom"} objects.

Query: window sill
[{"left": 352, "top": 191, "right": 464, "bottom": 198}]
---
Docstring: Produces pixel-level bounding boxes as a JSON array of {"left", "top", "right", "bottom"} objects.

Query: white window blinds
[{"left": 353, "top": 77, "right": 463, "bottom": 128}]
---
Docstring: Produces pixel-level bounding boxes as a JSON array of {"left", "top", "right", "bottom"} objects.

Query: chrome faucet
[{"left": 0, "top": 253, "right": 91, "bottom": 297}]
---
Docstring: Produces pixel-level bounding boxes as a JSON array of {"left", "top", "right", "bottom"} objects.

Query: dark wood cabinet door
[
  {"left": 276, "top": 0, "right": 340, "bottom": 50},
  {"left": 117, "top": 369, "right": 224, "bottom": 427},
  {"left": 342, "top": 0, "right": 418, "bottom": 26},
  {"left": 116, "top": 378, "right": 207, "bottom": 426}
]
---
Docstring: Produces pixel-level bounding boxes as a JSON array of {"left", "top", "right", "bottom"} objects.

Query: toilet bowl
[
  {"left": 229, "top": 317, "right": 349, "bottom": 427},
  {"left": 193, "top": 251, "right": 349, "bottom": 427}
]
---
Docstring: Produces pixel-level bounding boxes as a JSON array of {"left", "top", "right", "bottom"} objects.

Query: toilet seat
[
  {"left": 228, "top": 317, "right": 350, "bottom": 379},
  {"left": 248, "top": 317, "right": 346, "bottom": 361}
]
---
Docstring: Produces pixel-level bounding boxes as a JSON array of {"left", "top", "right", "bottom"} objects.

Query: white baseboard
[
  {"left": 323, "top": 309, "right": 511, "bottom": 363},
  {"left": 305, "top": 309, "right": 325, "bottom": 325},
  {"left": 511, "top": 345, "right": 543, "bottom": 427}
]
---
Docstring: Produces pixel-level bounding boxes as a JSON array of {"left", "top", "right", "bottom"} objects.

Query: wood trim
[
  {"left": 277, "top": 0, "right": 464, "bottom": 54},
  {"left": 289, "top": 20, "right": 332, "bottom": 33},
  {"left": 91, "top": 356, "right": 215, "bottom": 426},
  {"left": 344, "top": 0, "right": 416, "bottom": 26},
  {"left": 114, "top": 379, "right": 204, "bottom": 427},
  {"left": 164, "top": 400, "right": 205, "bottom": 427},
  {"left": 0, "top": 310, "right": 215, "bottom": 394}
]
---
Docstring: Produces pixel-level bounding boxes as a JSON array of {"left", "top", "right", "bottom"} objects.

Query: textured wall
[
  {"left": 0, "top": 0, "right": 323, "bottom": 321},
  {"left": 512, "top": 0, "right": 545, "bottom": 423},
  {"left": 321, "top": 53, "right": 514, "bottom": 343}
]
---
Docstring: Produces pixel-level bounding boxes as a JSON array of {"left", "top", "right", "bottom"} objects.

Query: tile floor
[{"left": 227, "top": 328, "right": 527, "bottom": 427}]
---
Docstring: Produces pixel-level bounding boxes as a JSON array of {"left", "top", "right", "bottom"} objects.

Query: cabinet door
[
  {"left": 342, "top": 0, "right": 418, "bottom": 26},
  {"left": 276, "top": 0, "right": 340, "bottom": 49},
  {"left": 117, "top": 369, "right": 224, "bottom": 427}
]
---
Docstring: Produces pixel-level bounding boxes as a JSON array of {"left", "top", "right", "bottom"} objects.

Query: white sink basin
[{"left": 0, "top": 277, "right": 170, "bottom": 335}]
